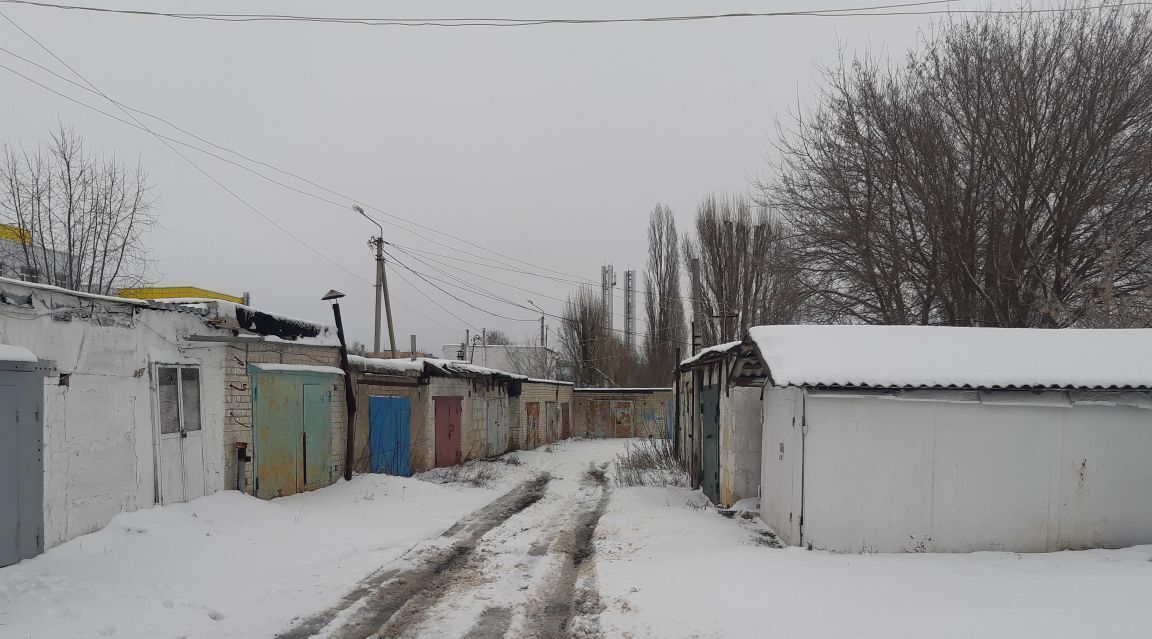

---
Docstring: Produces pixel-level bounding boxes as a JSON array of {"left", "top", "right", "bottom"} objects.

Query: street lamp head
[
  {"left": 352, "top": 205, "right": 365, "bottom": 215},
  {"left": 321, "top": 289, "right": 346, "bottom": 301}
]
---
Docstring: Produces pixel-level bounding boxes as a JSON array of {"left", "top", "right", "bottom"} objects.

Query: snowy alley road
[
  {"left": 278, "top": 444, "right": 613, "bottom": 639},
  {"left": 4, "top": 439, "right": 1152, "bottom": 639}
]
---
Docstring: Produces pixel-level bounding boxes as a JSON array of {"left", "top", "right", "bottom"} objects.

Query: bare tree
[
  {"left": 683, "top": 193, "right": 806, "bottom": 345},
  {"left": 483, "top": 328, "right": 512, "bottom": 345},
  {"left": 641, "top": 204, "right": 686, "bottom": 384},
  {"left": 502, "top": 334, "right": 562, "bottom": 380},
  {"left": 0, "top": 125, "right": 155, "bottom": 294},
  {"left": 558, "top": 288, "right": 640, "bottom": 386},
  {"left": 765, "top": 3, "right": 1152, "bottom": 327}
]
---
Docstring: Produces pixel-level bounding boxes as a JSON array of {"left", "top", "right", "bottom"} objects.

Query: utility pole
[
  {"left": 624, "top": 270, "right": 636, "bottom": 349},
  {"left": 353, "top": 205, "right": 397, "bottom": 358},
  {"left": 527, "top": 299, "right": 546, "bottom": 347}
]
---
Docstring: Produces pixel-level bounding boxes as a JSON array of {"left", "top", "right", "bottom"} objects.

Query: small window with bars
[{"left": 156, "top": 365, "right": 202, "bottom": 435}]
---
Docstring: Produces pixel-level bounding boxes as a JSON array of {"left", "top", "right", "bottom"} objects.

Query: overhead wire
[
  {"left": 0, "top": 40, "right": 605, "bottom": 291},
  {"left": 0, "top": 9, "right": 376, "bottom": 291},
  {"left": 0, "top": 2, "right": 793, "bottom": 340},
  {"left": 0, "top": 38, "right": 486, "bottom": 328},
  {"left": 3, "top": 1, "right": 1143, "bottom": 28}
]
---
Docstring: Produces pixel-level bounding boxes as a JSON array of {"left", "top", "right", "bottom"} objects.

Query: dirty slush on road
[{"left": 277, "top": 462, "right": 612, "bottom": 639}]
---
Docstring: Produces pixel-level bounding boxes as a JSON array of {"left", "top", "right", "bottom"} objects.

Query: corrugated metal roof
[{"left": 748, "top": 325, "right": 1152, "bottom": 390}]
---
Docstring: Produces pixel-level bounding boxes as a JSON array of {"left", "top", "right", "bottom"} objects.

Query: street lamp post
[{"left": 353, "top": 205, "right": 397, "bottom": 358}]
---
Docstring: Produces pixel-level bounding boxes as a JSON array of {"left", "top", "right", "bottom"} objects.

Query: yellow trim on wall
[
  {"left": 119, "top": 286, "right": 245, "bottom": 304},
  {"left": 0, "top": 224, "right": 31, "bottom": 244}
]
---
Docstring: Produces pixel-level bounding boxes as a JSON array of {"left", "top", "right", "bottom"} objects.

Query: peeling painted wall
[
  {"left": 223, "top": 343, "right": 344, "bottom": 494},
  {"left": 574, "top": 389, "right": 673, "bottom": 439},
  {"left": 0, "top": 280, "right": 227, "bottom": 548}
]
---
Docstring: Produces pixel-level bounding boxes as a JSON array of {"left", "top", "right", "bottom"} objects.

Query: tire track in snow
[{"left": 274, "top": 474, "right": 551, "bottom": 639}]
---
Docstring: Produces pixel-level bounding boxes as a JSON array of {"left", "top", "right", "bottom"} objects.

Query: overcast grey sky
[{"left": 0, "top": 0, "right": 1041, "bottom": 350}]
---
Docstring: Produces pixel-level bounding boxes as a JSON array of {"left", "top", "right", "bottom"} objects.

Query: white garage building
[{"left": 750, "top": 325, "right": 1152, "bottom": 553}]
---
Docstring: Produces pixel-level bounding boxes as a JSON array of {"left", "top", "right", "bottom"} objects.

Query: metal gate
[
  {"left": 369, "top": 396, "right": 411, "bottom": 476},
  {"left": 589, "top": 400, "right": 611, "bottom": 438},
  {"left": 434, "top": 396, "right": 462, "bottom": 467},
  {"left": 0, "top": 348, "right": 46, "bottom": 567},
  {"left": 700, "top": 384, "right": 721, "bottom": 503},
  {"left": 301, "top": 384, "right": 332, "bottom": 492},
  {"left": 251, "top": 365, "right": 338, "bottom": 499},
  {"left": 561, "top": 402, "right": 571, "bottom": 439}
]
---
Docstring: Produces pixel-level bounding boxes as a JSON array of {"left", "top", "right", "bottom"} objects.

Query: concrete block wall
[
  {"left": 348, "top": 375, "right": 424, "bottom": 474},
  {"left": 573, "top": 389, "right": 674, "bottom": 439},
  {"left": 222, "top": 343, "right": 344, "bottom": 494},
  {"left": 511, "top": 382, "right": 573, "bottom": 449}
]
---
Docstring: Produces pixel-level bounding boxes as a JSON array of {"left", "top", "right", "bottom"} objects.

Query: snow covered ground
[
  {"left": 596, "top": 482, "right": 1152, "bottom": 638},
  {"left": 0, "top": 470, "right": 513, "bottom": 638},
  {"left": 3, "top": 439, "right": 1152, "bottom": 639}
]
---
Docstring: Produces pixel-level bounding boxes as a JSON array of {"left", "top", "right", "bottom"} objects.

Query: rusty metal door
[
  {"left": 545, "top": 401, "right": 557, "bottom": 445},
  {"left": 612, "top": 401, "right": 635, "bottom": 437},
  {"left": 561, "top": 402, "right": 571, "bottom": 439},
  {"left": 434, "top": 396, "right": 462, "bottom": 467},
  {"left": 254, "top": 373, "right": 298, "bottom": 499},
  {"left": 590, "top": 400, "right": 612, "bottom": 438},
  {"left": 525, "top": 402, "right": 540, "bottom": 448}
]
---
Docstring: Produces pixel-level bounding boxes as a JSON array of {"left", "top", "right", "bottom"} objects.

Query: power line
[
  {"left": 0, "top": 2, "right": 959, "bottom": 27},
  {"left": 0, "top": 9, "right": 374, "bottom": 290},
  {"left": 0, "top": 17, "right": 473, "bottom": 337},
  {"left": 382, "top": 247, "right": 539, "bottom": 324},
  {"left": 382, "top": 255, "right": 480, "bottom": 332},
  {"left": 0, "top": 40, "right": 605, "bottom": 291},
  {"left": 0, "top": 46, "right": 644, "bottom": 338},
  {"left": 5, "top": 1, "right": 1146, "bottom": 28}
]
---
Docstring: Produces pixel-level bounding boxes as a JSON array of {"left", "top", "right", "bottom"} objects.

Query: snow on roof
[
  {"left": 350, "top": 355, "right": 533, "bottom": 380},
  {"left": 0, "top": 344, "right": 36, "bottom": 362},
  {"left": 248, "top": 363, "right": 344, "bottom": 376},
  {"left": 747, "top": 325, "right": 1152, "bottom": 390},
  {"left": 574, "top": 387, "right": 673, "bottom": 392},
  {"left": 0, "top": 277, "right": 207, "bottom": 315},
  {"left": 155, "top": 298, "right": 338, "bottom": 345},
  {"left": 679, "top": 341, "right": 743, "bottom": 367},
  {"left": 348, "top": 355, "right": 424, "bottom": 376},
  {"left": 526, "top": 378, "right": 575, "bottom": 386}
]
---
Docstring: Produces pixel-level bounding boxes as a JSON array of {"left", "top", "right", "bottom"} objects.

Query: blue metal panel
[{"left": 369, "top": 396, "right": 411, "bottom": 476}]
